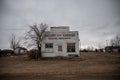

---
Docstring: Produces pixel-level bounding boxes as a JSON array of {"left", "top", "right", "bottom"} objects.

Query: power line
[{"left": 0, "top": 28, "right": 28, "bottom": 30}]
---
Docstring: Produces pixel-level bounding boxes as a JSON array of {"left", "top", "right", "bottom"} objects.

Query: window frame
[
  {"left": 58, "top": 45, "right": 62, "bottom": 51},
  {"left": 45, "top": 43, "right": 53, "bottom": 48},
  {"left": 67, "top": 43, "right": 76, "bottom": 52}
]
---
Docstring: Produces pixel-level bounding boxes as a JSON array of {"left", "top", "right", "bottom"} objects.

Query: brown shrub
[{"left": 28, "top": 49, "right": 39, "bottom": 59}]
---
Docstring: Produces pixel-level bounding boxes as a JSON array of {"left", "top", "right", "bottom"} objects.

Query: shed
[{"left": 14, "top": 47, "right": 27, "bottom": 54}]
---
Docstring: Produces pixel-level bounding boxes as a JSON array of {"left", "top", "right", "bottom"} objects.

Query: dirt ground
[{"left": 0, "top": 52, "right": 120, "bottom": 80}]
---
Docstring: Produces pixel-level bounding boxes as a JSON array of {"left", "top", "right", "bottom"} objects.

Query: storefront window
[
  {"left": 67, "top": 43, "right": 75, "bottom": 52},
  {"left": 45, "top": 43, "right": 53, "bottom": 48}
]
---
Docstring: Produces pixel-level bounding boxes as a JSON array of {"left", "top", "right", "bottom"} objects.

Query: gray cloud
[{"left": 0, "top": 0, "right": 120, "bottom": 49}]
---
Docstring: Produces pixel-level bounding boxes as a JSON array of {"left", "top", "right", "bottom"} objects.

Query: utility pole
[{"left": 106, "top": 40, "right": 108, "bottom": 46}]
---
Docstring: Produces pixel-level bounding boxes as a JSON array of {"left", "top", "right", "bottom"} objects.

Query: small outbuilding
[
  {"left": 105, "top": 46, "right": 120, "bottom": 52},
  {"left": 14, "top": 47, "right": 27, "bottom": 54}
]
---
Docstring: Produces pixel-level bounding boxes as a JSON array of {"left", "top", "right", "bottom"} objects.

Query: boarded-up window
[
  {"left": 45, "top": 43, "right": 53, "bottom": 48},
  {"left": 67, "top": 43, "right": 75, "bottom": 52}
]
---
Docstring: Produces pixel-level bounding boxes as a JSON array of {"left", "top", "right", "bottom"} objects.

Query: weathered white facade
[{"left": 41, "top": 26, "right": 79, "bottom": 57}]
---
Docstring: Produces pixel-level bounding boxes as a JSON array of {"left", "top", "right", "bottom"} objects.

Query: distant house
[
  {"left": 14, "top": 47, "right": 27, "bottom": 54},
  {"left": 105, "top": 46, "right": 120, "bottom": 52}
]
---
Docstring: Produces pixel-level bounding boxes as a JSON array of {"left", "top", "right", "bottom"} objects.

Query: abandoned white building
[{"left": 41, "top": 26, "right": 80, "bottom": 57}]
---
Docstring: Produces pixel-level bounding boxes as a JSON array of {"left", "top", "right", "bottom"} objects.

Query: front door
[
  {"left": 58, "top": 45, "right": 62, "bottom": 52},
  {"left": 58, "top": 45, "right": 62, "bottom": 56}
]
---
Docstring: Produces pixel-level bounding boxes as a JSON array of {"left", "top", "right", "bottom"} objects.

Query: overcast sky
[{"left": 0, "top": 0, "right": 120, "bottom": 49}]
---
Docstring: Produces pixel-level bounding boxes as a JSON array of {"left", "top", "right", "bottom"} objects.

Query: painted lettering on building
[{"left": 45, "top": 33, "right": 75, "bottom": 40}]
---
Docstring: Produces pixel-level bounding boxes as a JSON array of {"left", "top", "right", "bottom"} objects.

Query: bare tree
[
  {"left": 86, "top": 45, "right": 94, "bottom": 52},
  {"left": 110, "top": 35, "right": 120, "bottom": 46},
  {"left": 10, "top": 34, "right": 20, "bottom": 50},
  {"left": 25, "top": 23, "right": 48, "bottom": 58}
]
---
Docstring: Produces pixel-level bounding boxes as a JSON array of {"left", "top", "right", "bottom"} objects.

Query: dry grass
[{"left": 0, "top": 52, "right": 120, "bottom": 80}]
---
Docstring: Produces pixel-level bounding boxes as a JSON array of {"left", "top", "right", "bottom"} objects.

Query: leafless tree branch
[
  {"left": 25, "top": 23, "right": 48, "bottom": 58},
  {"left": 110, "top": 35, "right": 120, "bottom": 46},
  {"left": 10, "top": 33, "right": 20, "bottom": 50}
]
